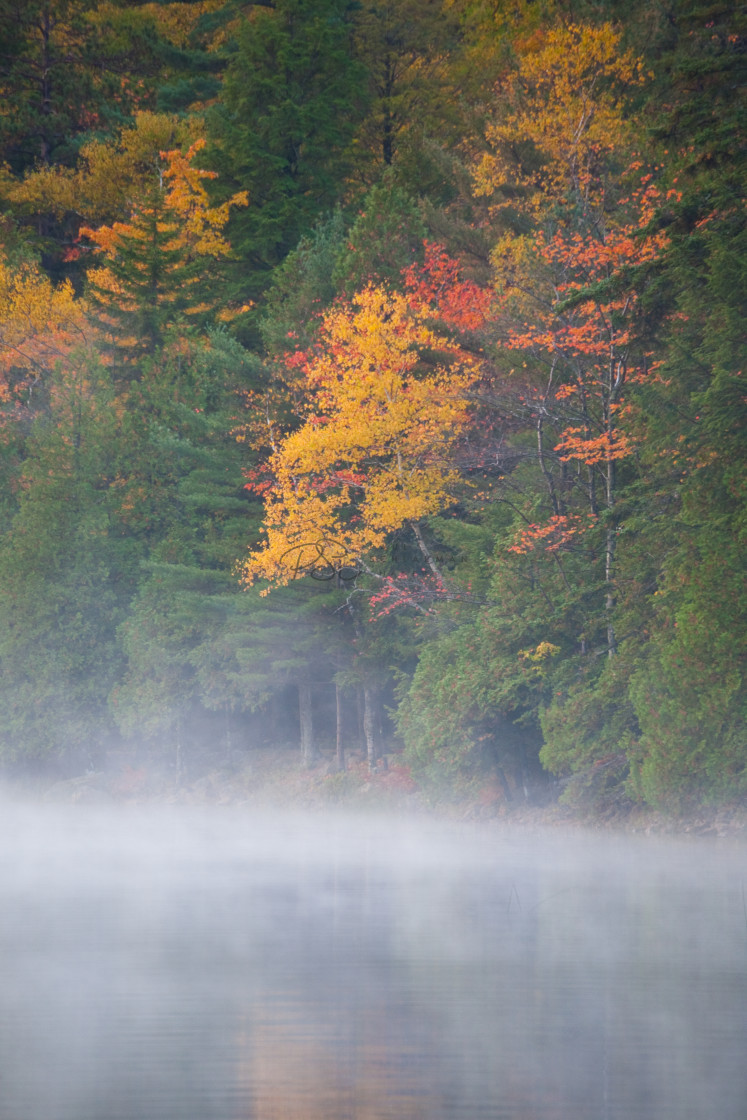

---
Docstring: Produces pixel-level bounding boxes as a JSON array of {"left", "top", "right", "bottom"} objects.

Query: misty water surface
[{"left": 0, "top": 801, "right": 744, "bottom": 1120}]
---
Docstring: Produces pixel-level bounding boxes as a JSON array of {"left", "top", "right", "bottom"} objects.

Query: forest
[{"left": 0, "top": 0, "right": 743, "bottom": 812}]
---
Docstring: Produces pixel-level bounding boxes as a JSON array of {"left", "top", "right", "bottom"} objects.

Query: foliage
[
  {"left": 81, "top": 139, "right": 247, "bottom": 367},
  {"left": 4, "top": 112, "right": 195, "bottom": 230},
  {"left": 473, "top": 21, "right": 647, "bottom": 216},
  {"left": 350, "top": 0, "right": 462, "bottom": 178},
  {"left": 0, "top": 0, "right": 741, "bottom": 808},
  {"left": 0, "top": 248, "right": 87, "bottom": 417},
  {"left": 259, "top": 209, "right": 348, "bottom": 356},
  {"left": 241, "top": 283, "right": 479, "bottom": 589},
  {"left": 0, "top": 355, "right": 131, "bottom": 764},
  {"left": 332, "top": 178, "right": 428, "bottom": 295},
  {"left": 207, "top": 0, "right": 367, "bottom": 315}
]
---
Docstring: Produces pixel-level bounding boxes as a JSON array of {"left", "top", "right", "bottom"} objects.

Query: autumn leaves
[
  {"left": 240, "top": 21, "right": 661, "bottom": 602},
  {"left": 240, "top": 283, "right": 479, "bottom": 588}
]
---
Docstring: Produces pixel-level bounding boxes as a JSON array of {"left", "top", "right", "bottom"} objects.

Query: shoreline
[{"left": 4, "top": 745, "right": 746, "bottom": 842}]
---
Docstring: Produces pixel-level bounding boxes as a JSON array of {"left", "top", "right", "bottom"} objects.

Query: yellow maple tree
[
  {"left": 2, "top": 112, "right": 195, "bottom": 232},
  {"left": 240, "top": 285, "right": 479, "bottom": 590},
  {"left": 473, "top": 23, "right": 647, "bottom": 215},
  {"left": 0, "top": 252, "right": 87, "bottom": 410}
]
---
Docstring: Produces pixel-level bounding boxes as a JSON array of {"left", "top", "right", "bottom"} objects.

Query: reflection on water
[{"left": 0, "top": 803, "right": 744, "bottom": 1120}]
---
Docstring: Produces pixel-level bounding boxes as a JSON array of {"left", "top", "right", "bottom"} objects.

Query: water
[{"left": 0, "top": 802, "right": 744, "bottom": 1120}]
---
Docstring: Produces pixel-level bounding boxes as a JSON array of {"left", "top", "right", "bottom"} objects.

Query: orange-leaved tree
[
  {"left": 502, "top": 174, "right": 673, "bottom": 654},
  {"left": 239, "top": 283, "right": 481, "bottom": 591}
]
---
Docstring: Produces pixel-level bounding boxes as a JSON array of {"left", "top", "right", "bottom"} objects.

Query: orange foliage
[
  {"left": 504, "top": 177, "right": 670, "bottom": 468},
  {"left": 240, "top": 285, "right": 480, "bottom": 589},
  {"left": 81, "top": 139, "right": 247, "bottom": 344},
  {"left": 508, "top": 514, "right": 588, "bottom": 555},
  {"left": 404, "top": 243, "right": 492, "bottom": 332},
  {"left": 82, "top": 139, "right": 247, "bottom": 262}
]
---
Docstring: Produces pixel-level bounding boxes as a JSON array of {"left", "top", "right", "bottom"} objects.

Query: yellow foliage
[
  {"left": 473, "top": 23, "right": 647, "bottom": 213},
  {"left": 519, "top": 641, "right": 561, "bottom": 663},
  {"left": 240, "top": 286, "right": 479, "bottom": 589},
  {"left": 2, "top": 112, "right": 198, "bottom": 227},
  {"left": 141, "top": 2, "right": 223, "bottom": 49},
  {"left": 0, "top": 253, "right": 87, "bottom": 400},
  {"left": 488, "top": 230, "right": 551, "bottom": 318}
]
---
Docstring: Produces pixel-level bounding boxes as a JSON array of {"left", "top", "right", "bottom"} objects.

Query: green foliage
[
  {"left": 539, "top": 657, "right": 638, "bottom": 777},
  {"left": 259, "top": 179, "right": 427, "bottom": 353},
  {"left": 207, "top": 0, "right": 368, "bottom": 313},
  {"left": 84, "top": 178, "right": 193, "bottom": 368},
  {"left": 626, "top": 502, "right": 747, "bottom": 807},
  {"left": 0, "top": 356, "right": 132, "bottom": 764},
  {"left": 332, "top": 177, "right": 427, "bottom": 294},
  {"left": 351, "top": 0, "right": 462, "bottom": 178},
  {"left": 259, "top": 209, "right": 347, "bottom": 354}
]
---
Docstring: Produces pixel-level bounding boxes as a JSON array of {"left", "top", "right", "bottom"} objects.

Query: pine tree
[
  {"left": 0, "top": 355, "right": 132, "bottom": 767},
  {"left": 207, "top": 0, "right": 367, "bottom": 317},
  {"left": 82, "top": 140, "right": 246, "bottom": 373}
]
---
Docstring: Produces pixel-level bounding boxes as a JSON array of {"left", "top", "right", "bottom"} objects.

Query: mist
[{"left": 0, "top": 798, "right": 744, "bottom": 1120}]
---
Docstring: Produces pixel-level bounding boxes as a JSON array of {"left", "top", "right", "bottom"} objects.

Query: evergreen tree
[
  {"left": 207, "top": 0, "right": 367, "bottom": 318},
  {"left": 618, "top": 0, "right": 747, "bottom": 804},
  {"left": 0, "top": 354, "right": 133, "bottom": 767},
  {"left": 82, "top": 140, "right": 247, "bottom": 373},
  {"left": 351, "top": 0, "right": 462, "bottom": 179}
]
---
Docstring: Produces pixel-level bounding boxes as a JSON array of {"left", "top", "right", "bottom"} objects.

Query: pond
[{"left": 0, "top": 802, "right": 744, "bottom": 1119}]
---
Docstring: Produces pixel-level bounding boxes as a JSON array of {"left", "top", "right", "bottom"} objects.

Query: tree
[
  {"left": 0, "top": 246, "right": 87, "bottom": 420},
  {"left": 81, "top": 139, "right": 247, "bottom": 370},
  {"left": 258, "top": 177, "right": 428, "bottom": 355},
  {"left": 332, "top": 176, "right": 427, "bottom": 295},
  {"left": 473, "top": 21, "right": 647, "bottom": 219},
  {"left": 258, "top": 208, "right": 348, "bottom": 356},
  {"left": 207, "top": 0, "right": 367, "bottom": 314},
  {"left": 394, "top": 19, "right": 659, "bottom": 802},
  {"left": 240, "top": 283, "right": 479, "bottom": 591},
  {"left": 0, "top": 0, "right": 117, "bottom": 172},
  {"left": 109, "top": 330, "right": 271, "bottom": 768},
  {"left": 501, "top": 175, "right": 670, "bottom": 658},
  {"left": 0, "top": 354, "right": 131, "bottom": 767},
  {"left": 466, "top": 7, "right": 747, "bottom": 809},
  {"left": 3, "top": 112, "right": 193, "bottom": 249},
  {"left": 350, "top": 0, "right": 462, "bottom": 178},
  {"left": 616, "top": 0, "right": 747, "bottom": 805}
]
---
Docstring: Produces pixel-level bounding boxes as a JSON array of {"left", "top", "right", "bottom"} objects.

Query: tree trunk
[
  {"left": 335, "top": 683, "right": 346, "bottom": 772},
  {"left": 363, "top": 682, "right": 381, "bottom": 772},
  {"left": 299, "top": 681, "right": 320, "bottom": 768},
  {"left": 496, "top": 766, "right": 512, "bottom": 803},
  {"left": 605, "top": 519, "right": 617, "bottom": 658},
  {"left": 603, "top": 352, "right": 625, "bottom": 658},
  {"left": 174, "top": 717, "right": 183, "bottom": 788},
  {"left": 409, "top": 519, "right": 441, "bottom": 579},
  {"left": 604, "top": 408, "right": 618, "bottom": 658},
  {"left": 356, "top": 686, "right": 365, "bottom": 753}
]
